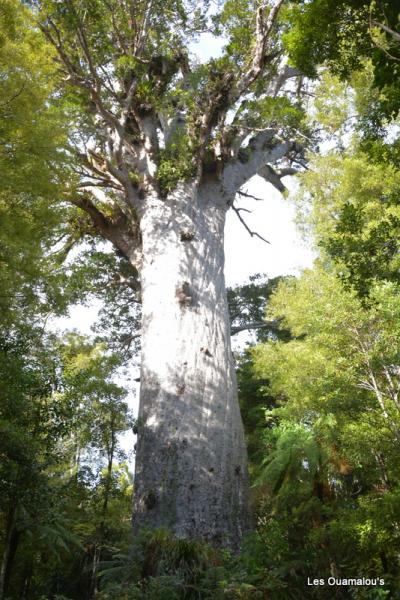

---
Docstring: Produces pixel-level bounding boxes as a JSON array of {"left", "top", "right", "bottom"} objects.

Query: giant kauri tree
[{"left": 34, "top": 0, "right": 307, "bottom": 547}]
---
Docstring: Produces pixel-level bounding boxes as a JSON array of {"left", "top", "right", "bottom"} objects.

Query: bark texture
[{"left": 133, "top": 182, "right": 249, "bottom": 548}]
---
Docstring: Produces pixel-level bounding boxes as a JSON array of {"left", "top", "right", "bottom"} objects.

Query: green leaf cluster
[
  {"left": 157, "top": 131, "right": 196, "bottom": 193},
  {"left": 295, "top": 151, "right": 400, "bottom": 297}
]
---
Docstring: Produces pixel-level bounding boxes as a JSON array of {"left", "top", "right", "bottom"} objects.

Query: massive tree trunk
[{"left": 133, "top": 182, "right": 249, "bottom": 548}]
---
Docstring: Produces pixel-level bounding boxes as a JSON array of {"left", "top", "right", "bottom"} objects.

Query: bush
[{"left": 96, "top": 529, "right": 281, "bottom": 600}]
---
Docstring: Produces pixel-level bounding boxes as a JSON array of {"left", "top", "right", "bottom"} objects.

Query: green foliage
[
  {"left": 0, "top": 323, "right": 133, "bottom": 599},
  {"left": 0, "top": 0, "right": 78, "bottom": 328},
  {"left": 238, "top": 96, "right": 305, "bottom": 134},
  {"left": 96, "top": 529, "right": 293, "bottom": 600},
  {"left": 295, "top": 151, "right": 400, "bottom": 297},
  {"left": 212, "top": 0, "right": 256, "bottom": 65},
  {"left": 256, "top": 424, "right": 322, "bottom": 497},
  {"left": 228, "top": 274, "right": 288, "bottom": 341},
  {"left": 283, "top": 0, "right": 371, "bottom": 78},
  {"left": 229, "top": 274, "right": 293, "bottom": 483},
  {"left": 251, "top": 268, "right": 400, "bottom": 596},
  {"left": 311, "top": 71, "right": 354, "bottom": 135},
  {"left": 0, "top": 5, "right": 140, "bottom": 598},
  {"left": 0, "top": 0, "right": 69, "bottom": 196},
  {"left": 157, "top": 131, "right": 196, "bottom": 193},
  {"left": 283, "top": 0, "right": 400, "bottom": 120},
  {"left": 237, "top": 351, "right": 273, "bottom": 480}
]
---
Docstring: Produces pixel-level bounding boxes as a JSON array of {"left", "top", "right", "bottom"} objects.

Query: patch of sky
[{"left": 190, "top": 31, "right": 225, "bottom": 62}]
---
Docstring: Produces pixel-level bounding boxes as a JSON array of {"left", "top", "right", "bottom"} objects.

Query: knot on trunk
[
  {"left": 200, "top": 346, "right": 212, "bottom": 357},
  {"left": 144, "top": 490, "right": 158, "bottom": 510},
  {"left": 179, "top": 228, "right": 195, "bottom": 242},
  {"left": 176, "top": 281, "right": 192, "bottom": 308}
]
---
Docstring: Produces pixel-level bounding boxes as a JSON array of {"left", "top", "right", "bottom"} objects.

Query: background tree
[
  {"left": 227, "top": 274, "right": 292, "bottom": 481},
  {"left": 0, "top": 0, "right": 73, "bottom": 328},
  {"left": 0, "top": 8, "right": 135, "bottom": 597},
  {"left": 224, "top": 26, "right": 400, "bottom": 594},
  {"left": 228, "top": 273, "right": 289, "bottom": 339},
  {"left": 250, "top": 269, "right": 400, "bottom": 597},
  {"left": 0, "top": 328, "right": 134, "bottom": 600},
  {"left": 60, "top": 334, "right": 133, "bottom": 597},
  {"left": 295, "top": 149, "right": 400, "bottom": 297},
  {"left": 284, "top": 0, "right": 400, "bottom": 120}
]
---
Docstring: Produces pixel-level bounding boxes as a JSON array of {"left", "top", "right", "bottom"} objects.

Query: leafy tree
[
  {"left": 0, "top": 328, "right": 134, "bottom": 600},
  {"left": 0, "top": 0, "right": 74, "bottom": 327},
  {"left": 0, "top": 0, "right": 143, "bottom": 337},
  {"left": 284, "top": 0, "right": 400, "bottom": 120},
  {"left": 29, "top": 0, "right": 310, "bottom": 546},
  {"left": 227, "top": 274, "right": 292, "bottom": 483},
  {"left": 0, "top": 0, "right": 69, "bottom": 196},
  {"left": 295, "top": 150, "right": 400, "bottom": 297},
  {"left": 252, "top": 268, "right": 400, "bottom": 596},
  {"left": 59, "top": 334, "right": 133, "bottom": 596},
  {"left": 70, "top": 248, "right": 141, "bottom": 357},
  {"left": 0, "top": 328, "right": 73, "bottom": 600},
  {"left": 0, "top": 6, "right": 137, "bottom": 597},
  {"left": 228, "top": 274, "right": 291, "bottom": 340}
]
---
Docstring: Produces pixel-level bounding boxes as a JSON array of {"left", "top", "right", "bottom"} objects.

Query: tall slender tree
[{"left": 34, "top": 0, "right": 307, "bottom": 547}]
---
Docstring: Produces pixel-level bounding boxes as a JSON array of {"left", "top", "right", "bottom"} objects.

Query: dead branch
[
  {"left": 232, "top": 204, "right": 270, "bottom": 244},
  {"left": 231, "top": 319, "right": 281, "bottom": 335},
  {"left": 237, "top": 190, "right": 264, "bottom": 201}
]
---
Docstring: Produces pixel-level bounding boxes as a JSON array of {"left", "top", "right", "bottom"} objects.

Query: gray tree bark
[{"left": 133, "top": 182, "right": 249, "bottom": 548}]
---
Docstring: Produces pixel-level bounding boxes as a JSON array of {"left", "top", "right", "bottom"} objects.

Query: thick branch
[
  {"left": 83, "top": 149, "right": 140, "bottom": 208},
  {"left": 198, "top": 0, "right": 285, "bottom": 161},
  {"left": 135, "top": 0, "right": 154, "bottom": 57},
  {"left": 237, "top": 0, "right": 286, "bottom": 96},
  {"left": 40, "top": 18, "right": 121, "bottom": 133},
  {"left": 137, "top": 113, "right": 159, "bottom": 181},
  {"left": 121, "top": 331, "right": 142, "bottom": 347},
  {"left": 271, "top": 63, "right": 302, "bottom": 98},
  {"left": 40, "top": 8, "right": 155, "bottom": 185},
  {"left": 222, "top": 130, "right": 301, "bottom": 199},
  {"left": 70, "top": 195, "right": 142, "bottom": 267},
  {"left": 258, "top": 164, "right": 299, "bottom": 193},
  {"left": 259, "top": 164, "right": 286, "bottom": 193}
]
